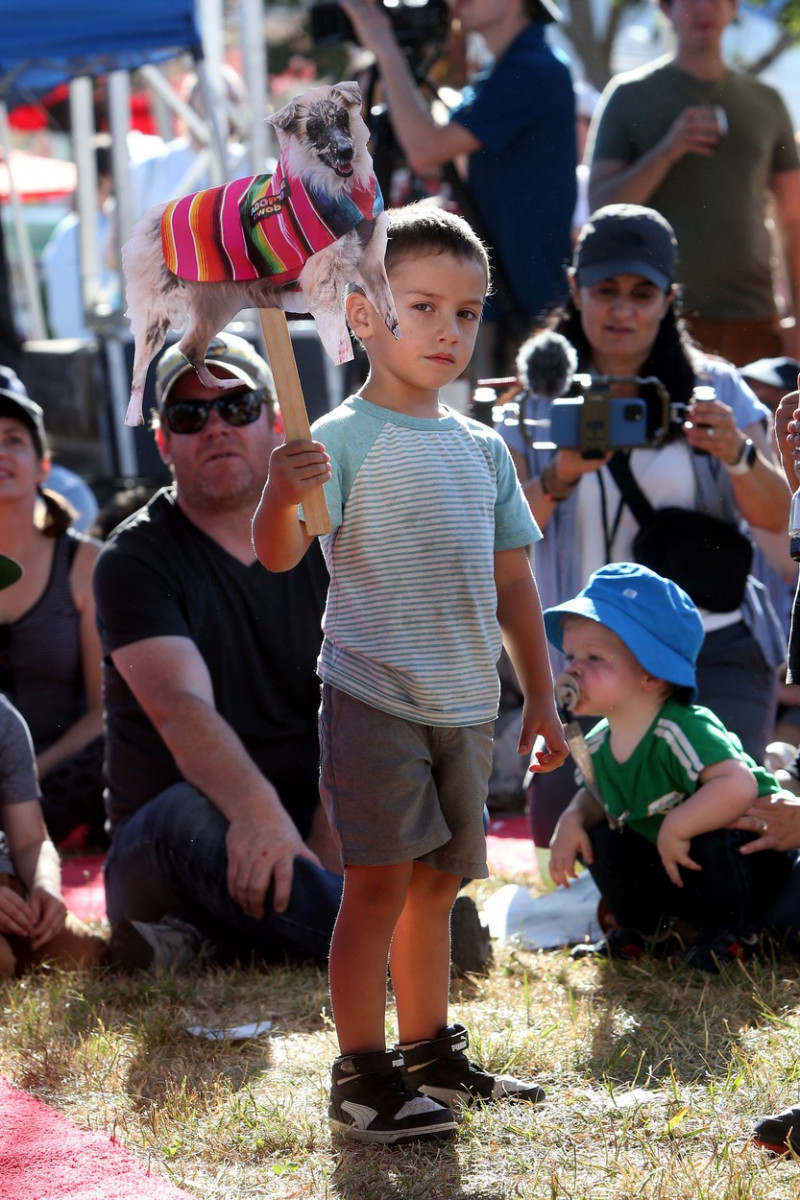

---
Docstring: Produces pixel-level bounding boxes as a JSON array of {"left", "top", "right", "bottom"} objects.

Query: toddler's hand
[
  {"left": 657, "top": 819, "right": 701, "bottom": 888},
  {"left": 549, "top": 813, "right": 592, "bottom": 888}
]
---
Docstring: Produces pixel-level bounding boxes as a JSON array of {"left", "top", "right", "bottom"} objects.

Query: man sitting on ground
[{"left": 94, "top": 333, "right": 343, "bottom": 974}]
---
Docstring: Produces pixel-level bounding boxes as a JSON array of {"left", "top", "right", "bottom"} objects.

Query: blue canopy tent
[
  {"left": 0, "top": 0, "right": 207, "bottom": 473},
  {"left": 0, "top": 0, "right": 204, "bottom": 345},
  {"left": 0, "top": 1, "right": 202, "bottom": 102},
  {"left": 0, "top": 0, "right": 274, "bottom": 479}
]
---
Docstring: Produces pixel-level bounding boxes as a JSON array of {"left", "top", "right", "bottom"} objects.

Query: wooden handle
[{"left": 258, "top": 309, "right": 332, "bottom": 536}]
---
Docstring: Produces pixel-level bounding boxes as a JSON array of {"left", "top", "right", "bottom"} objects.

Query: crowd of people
[{"left": 5, "top": 0, "right": 800, "bottom": 1157}]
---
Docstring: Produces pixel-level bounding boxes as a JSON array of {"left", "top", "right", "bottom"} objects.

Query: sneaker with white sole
[
  {"left": 329, "top": 1049, "right": 459, "bottom": 1144},
  {"left": 400, "top": 1023, "right": 545, "bottom": 1110},
  {"left": 108, "top": 916, "right": 209, "bottom": 976}
]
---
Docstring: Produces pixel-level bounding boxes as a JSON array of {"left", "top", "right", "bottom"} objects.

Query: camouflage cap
[{"left": 155, "top": 332, "right": 275, "bottom": 406}]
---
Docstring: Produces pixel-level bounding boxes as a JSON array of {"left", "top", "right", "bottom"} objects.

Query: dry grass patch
[{"left": 3, "top": 886, "right": 800, "bottom": 1197}]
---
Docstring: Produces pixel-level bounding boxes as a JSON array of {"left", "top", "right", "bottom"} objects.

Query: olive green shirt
[{"left": 590, "top": 57, "right": 799, "bottom": 319}]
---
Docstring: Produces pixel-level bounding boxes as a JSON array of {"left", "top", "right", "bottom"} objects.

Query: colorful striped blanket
[{"left": 161, "top": 161, "right": 383, "bottom": 284}]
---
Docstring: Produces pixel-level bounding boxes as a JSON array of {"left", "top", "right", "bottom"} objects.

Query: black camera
[
  {"left": 551, "top": 376, "right": 676, "bottom": 458},
  {"left": 310, "top": 0, "right": 450, "bottom": 52},
  {"left": 483, "top": 373, "right": 678, "bottom": 459}
]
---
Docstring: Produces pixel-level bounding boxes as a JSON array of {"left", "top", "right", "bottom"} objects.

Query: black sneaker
[
  {"left": 108, "top": 916, "right": 210, "bottom": 976},
  {"left": 752, "top": 1105, "right": 800, "bottom": 1155},
  {"left": 329, "top": 1049, "right": 459, "bottom": 1144},
  {"left": 678, "top": 928, "right": 759, "bottom": 974},
  {"left": 400, "top": 1023, "right": 545, "bottom": 1111}
]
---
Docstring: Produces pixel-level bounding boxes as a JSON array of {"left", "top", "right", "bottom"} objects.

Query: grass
[{"left": 4, "top": 874, "right": 800, "bottom": 1199}]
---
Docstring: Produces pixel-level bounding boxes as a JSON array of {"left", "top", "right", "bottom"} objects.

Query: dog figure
[{"left": 122, "top": 81, "right": 399, "bottom": 425}]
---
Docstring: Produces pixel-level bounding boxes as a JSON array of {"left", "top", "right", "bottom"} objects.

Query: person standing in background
[
  {"left": 339, "top": 0, "right": 576, "bottom": 374},
  {"left": 587, "top": 0, "right": 800, "bottom": 366}
]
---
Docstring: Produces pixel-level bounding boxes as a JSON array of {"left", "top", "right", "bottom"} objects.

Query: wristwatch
[{"left": 724, "top": 437, "right": 757, "bottom": 475}]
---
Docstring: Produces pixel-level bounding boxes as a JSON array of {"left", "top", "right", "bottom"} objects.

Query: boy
[
  {"left": 253, "top": 202, "right": 568, "bottom": 1144},
  {"left": 545, "top": 562, "right": 793, "bottom": 972}
]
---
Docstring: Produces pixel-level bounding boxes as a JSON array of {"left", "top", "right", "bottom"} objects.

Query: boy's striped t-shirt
[{"left": 305, "top": 396, "right": 541, "bottom": 727}]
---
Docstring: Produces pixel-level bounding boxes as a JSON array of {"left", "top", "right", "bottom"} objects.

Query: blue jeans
[
  {"left": 104, "top": 783, "right": 343, "bottom": 963},
  {"left": 586, "top": 820, "right": 791, "bottom": 935},
  {"left": 762, "top": 850, "right": 800, "bottom": 930}
]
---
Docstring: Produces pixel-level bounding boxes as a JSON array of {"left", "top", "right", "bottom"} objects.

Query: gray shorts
[{"left": 319, "top": 684, "right": 492, "bottom": 879}]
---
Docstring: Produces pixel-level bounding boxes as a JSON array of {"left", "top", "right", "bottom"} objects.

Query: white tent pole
[
  {"left": 138, "top": 61, "right": 208, "bottom": 146},
  {"left": 193, "top": 59, "right": 228, "bottom": 187},
  {"left": 0, "top": 100, "right": 47, "bottom": 339},
  {"left": 108, "top": 70, "right": 133, "bottom": 255},
  {"left": 196, "top": 0, "right": 228, "bottom": 186},
  {"left": 69, "top": 76, "right": 101, "bottom": 329},
  {"left": 138, "top": 60, "right": 225, "bottom": 187},
  {"left": 239, "top": 0, "right": 270, "bottom": 173},
  {"left": 197, "top": 0, "right": 225, "bottom": 95}
]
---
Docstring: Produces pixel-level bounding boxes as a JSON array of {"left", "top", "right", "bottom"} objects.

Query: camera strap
[
  {"left": 606, "top": 451, "right": 656, "bottom": 529},
  {"left": 596, "top": 452, "right": 647, "bottom": 564}
]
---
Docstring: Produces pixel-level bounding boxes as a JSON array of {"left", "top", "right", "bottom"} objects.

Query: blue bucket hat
[{"left": 543, "top": 563, "right": 704, "bottom": 700}]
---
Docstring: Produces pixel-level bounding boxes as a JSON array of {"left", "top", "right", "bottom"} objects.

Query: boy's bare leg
[
  {"left": 390, "top": 863, "right": 461, "bottom": 1044},
  {"left": 329, "top": 861, "right": 413, "bottom": 1054}
]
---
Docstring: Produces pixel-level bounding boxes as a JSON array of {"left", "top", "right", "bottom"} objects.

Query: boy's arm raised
[{"left": 252, "top": 439, "right": 331, "bottom": 571}]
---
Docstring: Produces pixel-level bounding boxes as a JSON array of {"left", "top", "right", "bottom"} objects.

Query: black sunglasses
[{"left": 162, "top": 390, "right": 265, "bottom": 435}]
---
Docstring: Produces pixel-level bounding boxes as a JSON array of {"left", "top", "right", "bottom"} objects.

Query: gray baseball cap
[
  {"left": 574, "top": 204, "right": 678, "bottom": 292},
  {"left": 155, "top": 333, "right": 275, "bottom": 407}
]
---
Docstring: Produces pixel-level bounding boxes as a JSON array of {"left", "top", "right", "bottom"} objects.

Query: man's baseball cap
[
  {"left": 0, "top": 553, "right": 22, "bottom": 590},
  {"left": 573, "top": 204, "right": 678, "bottom": 292},
  {"left": 740, "top": 357, "right": 800, "bottom": 394},
  {"left": 544, "top": 562, "right": 703, "bottom": 700},
  {"left": 155, "top": 333, "right": 276, "bottom": 407},
  {"left": 0, "top": 385, "right": 47, "bottom": 458}
]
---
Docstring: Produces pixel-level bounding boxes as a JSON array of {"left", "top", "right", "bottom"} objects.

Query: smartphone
[{"left": 549, "top": 396, "right": 648, "bottom": 451}]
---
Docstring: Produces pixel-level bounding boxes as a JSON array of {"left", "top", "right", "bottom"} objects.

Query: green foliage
[{"left": 747, "top": 0, "right": 800, "bottom": 38}]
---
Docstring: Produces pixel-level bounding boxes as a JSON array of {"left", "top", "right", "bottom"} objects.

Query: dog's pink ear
[{"left": 332, "top": 81, "right": 361, "bottom": 109}]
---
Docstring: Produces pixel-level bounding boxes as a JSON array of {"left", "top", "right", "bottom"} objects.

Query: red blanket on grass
[{"left": 0, "top": 1076, "right": 196, "bottom": 1200}]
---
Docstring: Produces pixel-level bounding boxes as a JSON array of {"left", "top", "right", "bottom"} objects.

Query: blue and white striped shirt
[{"left": 310, "top": 396, "right": 541, "bottom": 726}]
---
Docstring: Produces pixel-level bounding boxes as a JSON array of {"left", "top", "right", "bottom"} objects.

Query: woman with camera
[{"left": 502, "top": 204, "right": 790, "bottom": 847}]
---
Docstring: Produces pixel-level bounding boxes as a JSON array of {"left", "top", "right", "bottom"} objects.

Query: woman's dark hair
[
  {"left": 553, "top": 291, "right": 702, "bottom": 439},
  {"left": 37, "top": 486, "right": 75, "bottom": 538}
]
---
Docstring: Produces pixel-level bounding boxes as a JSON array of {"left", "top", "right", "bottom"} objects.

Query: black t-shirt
[{"left": 94, "top": 489, "right": 328, "bottom": 833}]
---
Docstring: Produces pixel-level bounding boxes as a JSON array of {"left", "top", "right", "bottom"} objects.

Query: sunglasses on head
[{"left": 161, "top": 389, "right": 265, "bottom": 434}]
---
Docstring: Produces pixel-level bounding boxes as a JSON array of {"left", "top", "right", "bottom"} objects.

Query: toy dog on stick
[{"left": 122, "top": 81, "right": 399, "bottom": 428}]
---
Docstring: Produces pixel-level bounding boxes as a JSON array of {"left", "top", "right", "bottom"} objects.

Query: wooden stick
[{"left": 258, "top": 308, "right": 332, "bottom": 536}]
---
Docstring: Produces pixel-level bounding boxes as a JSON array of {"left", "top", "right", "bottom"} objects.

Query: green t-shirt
[
  {"left": 581, "top": 695, "right": 780, "bottom": 844},
  {"left": 590, "top": 58, "right": 799, "bottom": 319}
]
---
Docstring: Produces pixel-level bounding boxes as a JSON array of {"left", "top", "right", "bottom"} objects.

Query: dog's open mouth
[{"left": 331, "top": 163, "right": 354, "bottom": 178}]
